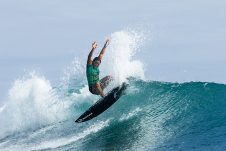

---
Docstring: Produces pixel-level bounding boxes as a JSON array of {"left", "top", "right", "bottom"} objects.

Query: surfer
[{"left": 86, "top": 39, "right": 113, "bottom": 97}]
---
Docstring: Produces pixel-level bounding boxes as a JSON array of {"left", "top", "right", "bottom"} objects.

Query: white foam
[
  {"left": 33, "top": 120, "right": 110, "bottom": 150},
  {"left": 119, "top": 107, "right": 142, "bottom": 121},
  {"left": 0, "top": 73, "right": 69, "bottom": 138},
  {"left": 0, "top": 70, "right": 101, "bottom": 138}
]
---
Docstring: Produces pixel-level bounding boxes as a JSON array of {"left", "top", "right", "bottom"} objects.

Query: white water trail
[{"left": 33, "top": 120, "right": 110, "bottom": 150}]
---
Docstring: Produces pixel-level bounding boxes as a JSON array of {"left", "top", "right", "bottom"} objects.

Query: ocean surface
[
  {"left": 0, "top": 79, "right": 226, "bottom": 151},
  {"left": 0, "top": 31, "right": 226, "bottom": 151}
]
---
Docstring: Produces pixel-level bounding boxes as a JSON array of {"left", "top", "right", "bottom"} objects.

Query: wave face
[
  {"left": 0, "top": 31, "right": 226, "bottom": 150},
  {"left": 0, "top": 79, "right": 226, "bottom": 151}
]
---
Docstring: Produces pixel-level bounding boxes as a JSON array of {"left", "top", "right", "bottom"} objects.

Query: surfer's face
[{"left": 93, "top": 60, "right": 101, "bottom": 68}]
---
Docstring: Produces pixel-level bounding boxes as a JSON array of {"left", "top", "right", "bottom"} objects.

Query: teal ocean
[{"left": 0, "top": 79, "right": 226, "bottom": 151}]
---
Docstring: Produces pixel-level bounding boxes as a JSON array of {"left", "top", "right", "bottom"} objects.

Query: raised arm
[
  {"left": 87, "top": 41, "right": 97, "bottom": 65},
  {"left": 98, "top": 39, "right": 110, "bottom": 60}
]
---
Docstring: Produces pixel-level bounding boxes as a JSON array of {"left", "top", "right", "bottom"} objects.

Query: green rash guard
[{"left": 86, "top": 64, "right": 100, "bottom": 86}]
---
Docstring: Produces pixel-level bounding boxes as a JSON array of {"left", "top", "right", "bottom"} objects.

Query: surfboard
[{"left": 75, "top": 82, "right": 128, "bottom": 123}]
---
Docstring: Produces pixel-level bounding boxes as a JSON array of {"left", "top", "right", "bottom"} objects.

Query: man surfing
[{"left": 86, "top": 39, "right": 113, "bottom": 97}]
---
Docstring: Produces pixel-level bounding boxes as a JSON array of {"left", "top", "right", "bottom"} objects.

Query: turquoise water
[{"left": 0, "top": 79, "right": 226, "bottom": 151}]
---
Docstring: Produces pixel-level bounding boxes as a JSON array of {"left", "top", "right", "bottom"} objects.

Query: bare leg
[
  {"left": 100, "top": 75, "right": 113, "bottom": 90},
  {"left": 90, "top": 76, "right": 113, "bottom": 96},
  {"left": 89, "top": 82, "right": 104, "bottom": 97}
]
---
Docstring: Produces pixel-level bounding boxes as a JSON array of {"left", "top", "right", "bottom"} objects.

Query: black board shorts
[
  {"left": 88, "top": 76, "right": 113, "bottom": 95},
  {"left": 89, "top": 85, "right": 99, "bottom": 95}
]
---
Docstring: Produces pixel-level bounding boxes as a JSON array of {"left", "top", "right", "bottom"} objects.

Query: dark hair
[{"left": 93, "top": 57, "right": 101, "bottom": 63}]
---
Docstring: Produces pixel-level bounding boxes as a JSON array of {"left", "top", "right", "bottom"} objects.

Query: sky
[{"left": 0, "top": 0, "right": 226, "bottom": 103}]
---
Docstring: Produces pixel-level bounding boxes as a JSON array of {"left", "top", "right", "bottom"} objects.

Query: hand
[
  {"left": 104, "top": 39, "right": 110, "bottom": 48},
  {"left": 92, "top": 41, "right": 97, "bottom": 49}
]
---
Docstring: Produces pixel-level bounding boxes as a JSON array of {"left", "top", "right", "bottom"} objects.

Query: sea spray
[
  {"left": 0, "top": 73, "right": 69, "bottom": 138},
  {"left": 60, "top": 58, "right": 86, "bottom": 94},
  {"left": 59, "top": 30, "right": 146, "bottom": 96},
  {"left": 101, "top": 30, "right": 145, "bottom": 85}
]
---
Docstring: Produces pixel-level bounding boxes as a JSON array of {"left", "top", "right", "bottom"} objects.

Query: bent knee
[{"left": 95, "top": 82, "right": 100, "bottom": 87}]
